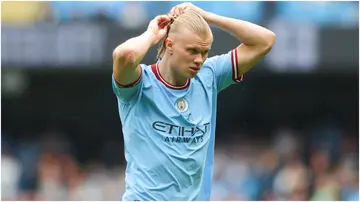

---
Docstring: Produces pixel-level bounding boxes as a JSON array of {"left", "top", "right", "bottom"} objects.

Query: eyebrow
[{"left": 187, "top": 47, "right": 211, "bottom": 52}]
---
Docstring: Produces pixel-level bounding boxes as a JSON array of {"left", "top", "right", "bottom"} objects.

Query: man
[{"left": 112, "top": 3, "right": 275, "bottom": 201}]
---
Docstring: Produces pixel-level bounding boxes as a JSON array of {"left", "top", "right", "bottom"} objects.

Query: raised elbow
[
  {"left": 258, "top": 31, "right": 275, "bottom": 54},
  {"left": 113, "top": 46, "right": 137, "bottom": 64},
  {"left": 265, "top": 31, "right": 276, "bottom": 50}
]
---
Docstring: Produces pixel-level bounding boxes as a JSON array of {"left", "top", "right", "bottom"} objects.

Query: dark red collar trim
[{"left": 151, "top": 63, "right": 190, "bottom": 90}]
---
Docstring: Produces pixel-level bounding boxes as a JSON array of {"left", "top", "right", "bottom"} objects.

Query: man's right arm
[
  {"left": 112, "top": 31, "right": 156, "bottom": 86},
  {"left": 112, "top": 15, "right": 171, "bottom": 86}
]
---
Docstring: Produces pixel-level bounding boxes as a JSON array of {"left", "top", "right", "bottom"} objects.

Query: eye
[{"left": 190, "top": 49, "right": 197, "bottom": 54}]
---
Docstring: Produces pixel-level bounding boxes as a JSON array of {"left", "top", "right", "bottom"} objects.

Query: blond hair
[{"left": 156, "top": 10, "right": 212, "bottom": 59}]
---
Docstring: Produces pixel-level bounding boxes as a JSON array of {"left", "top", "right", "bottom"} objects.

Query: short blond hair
[{"left": 157, "top": 10, "right": 212, "bottom": 59}]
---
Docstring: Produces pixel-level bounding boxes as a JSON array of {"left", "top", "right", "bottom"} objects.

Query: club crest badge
[{"left": 176, "top": 98, "right": 189, "bottom": 113}]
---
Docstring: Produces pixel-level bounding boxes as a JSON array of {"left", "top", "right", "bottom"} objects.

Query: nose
[{"left": 194, "top": 53, "right": 203, "bottom": 66}]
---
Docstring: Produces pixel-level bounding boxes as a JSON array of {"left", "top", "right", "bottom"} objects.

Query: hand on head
[
  {"left": 147, "top": 15, "right": 172, "bottom": 45},
  {"left": 148, "top": 3, "right": 207, "bottom": 46},
  {"left": 169, "top": 3, "right": 206, "bottom": 18}
]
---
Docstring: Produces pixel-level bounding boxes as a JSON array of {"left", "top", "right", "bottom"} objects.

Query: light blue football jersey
[{"left": 112, "top": 49, "right": 243, "bottom": 201}]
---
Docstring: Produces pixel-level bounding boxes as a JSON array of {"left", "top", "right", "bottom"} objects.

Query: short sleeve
[
  {"left": 112, "top": 65, "right": 144, "bottom": 104},
  {"left": 205, "top": 49, "right": 244, "bottom": 92}
]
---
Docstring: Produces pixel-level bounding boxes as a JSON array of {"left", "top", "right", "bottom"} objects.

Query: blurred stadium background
[{"left": 1, "top": 1, "right": 359, "bottom": 201}]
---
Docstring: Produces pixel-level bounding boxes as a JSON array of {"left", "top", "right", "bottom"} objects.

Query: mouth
[{"left": 189, "top": 66, "right": 200, "bottom": 73}]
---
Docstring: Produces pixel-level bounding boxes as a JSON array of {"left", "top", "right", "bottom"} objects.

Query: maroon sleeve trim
[
  {"left": 231, "top": 49, "right": 244, "bottom": 83},
  {"left": 114, "top": 68, "right": 142, "bottom": 88}
]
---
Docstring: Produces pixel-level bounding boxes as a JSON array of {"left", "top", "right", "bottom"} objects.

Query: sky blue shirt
[{"left": 112, "top": 49, "right": 243, "bottom": 201}]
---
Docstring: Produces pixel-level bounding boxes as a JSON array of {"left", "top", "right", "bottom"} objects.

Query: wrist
[
  {"left": 203, "top": 11, "right": 216, "bottom": 23},
  {"left": 143, "top": 30, "right": 157, "bottom": 45}
]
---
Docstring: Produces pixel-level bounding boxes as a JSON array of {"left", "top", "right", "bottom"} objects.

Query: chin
[{"left": 187, "top": 73, "right": 197, "bottom": 78}]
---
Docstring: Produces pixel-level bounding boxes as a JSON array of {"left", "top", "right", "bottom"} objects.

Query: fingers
[
  {"left": 183, "top": 6, "right": 193, "bottom": 13},
  {"left": 169, "top": 7, "right": 175, "bottom": 16},
  {"left": 158, "top": 20, "right": 170, "bottom": 29},
  {"left": 169, "top": 6, "right": 178, "bottom": 17},
  {"left": 169, "top": 3, "right": 191, "bottom": 17},
  {"left": 154, "top": 15, "right": 171, "bottom": 29},
  {"left": 155, "top": 15, "right": 171, "bottom": 22},
  {"left": 174, "top": 6, "right": 182, "bottom": 17}
]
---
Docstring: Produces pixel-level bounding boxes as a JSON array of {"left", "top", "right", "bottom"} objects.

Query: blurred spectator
[
  {"left": 2, "top": 122, "right": 358, "bottom": 201},
  {"left": 16, "top": 138, "right": 41, "bottom": 201},
  {"left": 37, "top": 153, "right": 68, "bottom": 200},
  {"left": 256, "top": 148, "right": 280, "bottom": 200},
  {"left": 273, "top": 127, "right": 301, "bottom": 161},
  {"left": 1, "top": 135, "right": 21, "bottom": 200},
  {"left": 273, "top": 158, "right": 310, "bottom": 200},
  {"left": 310, "top": 171, "right": 341, "bottom": 201}
]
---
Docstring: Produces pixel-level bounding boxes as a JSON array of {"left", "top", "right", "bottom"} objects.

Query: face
[{"left": 167, "top": 28, "right": 213, "bottom": 78}]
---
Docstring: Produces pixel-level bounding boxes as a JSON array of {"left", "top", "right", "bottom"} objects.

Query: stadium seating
[
  {"left": 169, "top": 1, "right": 265, "bottom": 23},
  {"left": 275, "top": 2, "right": 358, "bottom": 28},
  {"left": 1, "top": 1, "right": 48, "bottom": 24}
]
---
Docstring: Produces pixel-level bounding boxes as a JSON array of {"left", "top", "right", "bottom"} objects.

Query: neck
[{"left": 158, "top": 55, "right": 188, "bottom": 86}]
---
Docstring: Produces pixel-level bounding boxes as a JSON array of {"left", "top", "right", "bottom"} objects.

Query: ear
[{"left": 166, "top": 38, "right": 173, "bottom": 53}]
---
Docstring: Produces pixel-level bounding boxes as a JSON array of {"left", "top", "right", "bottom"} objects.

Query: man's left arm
[
  {"left": 204, "top": 12, "right": 275, "bottom": 77},
  {"left": 170, "top": 3, "right": 275, "bottom": 76}
]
